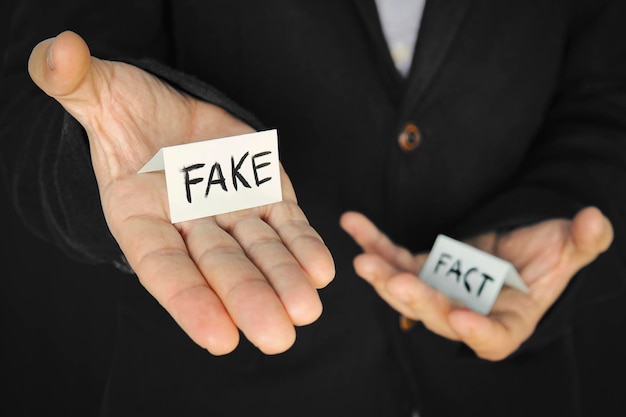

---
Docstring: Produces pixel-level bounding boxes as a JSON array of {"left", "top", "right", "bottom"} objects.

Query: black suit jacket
[{"left": 1, "top": 1, "right": 625, "bottom": 416}]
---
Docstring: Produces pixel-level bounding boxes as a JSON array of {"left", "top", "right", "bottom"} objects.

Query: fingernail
[{"left": 46, "top": 39, "right": 55, "bottom": 70}]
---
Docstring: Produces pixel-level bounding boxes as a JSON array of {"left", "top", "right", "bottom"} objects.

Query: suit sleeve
[{"left": 0, "top": 1, "right": 262, "bottom": 271}]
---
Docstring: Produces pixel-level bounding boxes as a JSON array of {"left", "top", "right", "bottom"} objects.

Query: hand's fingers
[
  {"left": 451, "top": 207, "right": 614, "bottom": 361},
  {"left": 117, "top": 216, "right": 241, "bottom": 356},
  {"left": 569, "top": 206, "right": 613, "bottom": 261},
  {"left": 447, "top": 304, "right": 533, "bottom": 361},
  {"left": 353, "top": 252, "right": 400, "bottom": 287},
  {"left": 353, "top": 251, "right": 418, "bottom": 320},
  {"left": 352, "top": 251, "right": 456, "bottom": 338},
  {"left": 27, "top": 30, "right": 129, "bottom": 178},
  {"left": 385, "top": 273, "right": 461, "bottom": 340},
  {"left": 446, "top": 282, "right": 539, "bottom": 361},
  {"left": 532, "top": 206, "right": 613, "bottom": 308},
  {"left": 265, "top": 199, "right": 335, "bottom": 289},
  {"left": 183, "top": 218, "right": 297, "bottom": 354},
  {"left": 340, "top": 211, "right": 418, "bottom": 272},
  {"left": 28, "top": 30, "right": 96, "bottom": 103},
  {"left": 216, "top": 213, "right": 324, "bottom": 326}
]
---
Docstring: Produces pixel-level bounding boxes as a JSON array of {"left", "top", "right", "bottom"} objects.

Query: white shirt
[{"left": 374, "top": 0, "right": 427, "bottom": 77}]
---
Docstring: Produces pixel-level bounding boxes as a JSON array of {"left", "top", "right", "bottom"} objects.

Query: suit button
[{"left": 398, "top": 122, "right": 421, "bottom": 152}]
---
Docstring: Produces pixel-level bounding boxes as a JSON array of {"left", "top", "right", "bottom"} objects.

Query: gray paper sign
[{"left": 419, "top": 235, "right": 528, "bottom": 315}]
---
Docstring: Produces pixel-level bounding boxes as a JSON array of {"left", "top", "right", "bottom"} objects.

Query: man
[{"left": 1, "top": 1, "right": 624, "bottom": 415}]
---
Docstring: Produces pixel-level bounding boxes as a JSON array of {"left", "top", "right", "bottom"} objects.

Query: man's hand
[
  {"left": 28, "top": 31, "right": 335, "bottom": 355},
  {"left": 340, "top": 206, "right": 613, "bottom": 360}
]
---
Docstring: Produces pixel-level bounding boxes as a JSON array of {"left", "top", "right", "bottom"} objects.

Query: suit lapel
[
  {"left": 401, "top": 0, "right": 475, "bottom": 116},
  {"left": 351, "top": 0, "right": 408, "bottom": 104},
  {"left": 351, "top": 0, "right": 475, "bottom": 113}
]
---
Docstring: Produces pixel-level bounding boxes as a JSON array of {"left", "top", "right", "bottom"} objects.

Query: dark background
[{"left": 1, "top": 2, "right": 120, "bottom": 415}]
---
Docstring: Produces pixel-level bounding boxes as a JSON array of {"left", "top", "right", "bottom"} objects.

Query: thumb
[
  {"left": 570, "top": 206, "right": 614, "bottom": 261},
  {"left": 28, "top": 30, "right": 97, "bottom": 104}
]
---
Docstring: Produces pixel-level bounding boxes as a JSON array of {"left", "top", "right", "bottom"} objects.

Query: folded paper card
[
  {"left": 138, "top": 129, "right": 282, "bottom": 223},
  {"left": 419, "top": 234, "right": 529, "bottom": 315}
]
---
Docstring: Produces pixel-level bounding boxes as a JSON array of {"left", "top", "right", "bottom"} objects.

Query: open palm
[
  {"left": 29, "top": 31, "right": 335, "bottom": 355},
  {"left": 340, "top": 206, "right": 612, "bottom": 360}
]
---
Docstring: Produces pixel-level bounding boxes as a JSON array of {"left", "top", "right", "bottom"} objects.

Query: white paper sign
[
  {"left": 419, "top": 234, "right": 529, "bottom": 315},
  {"left": 138, "top": 129, "right": 282, "bottom": 223}
]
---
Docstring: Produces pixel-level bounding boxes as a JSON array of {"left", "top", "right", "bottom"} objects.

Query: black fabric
[{"left": 1, "top": 1, "right": 625, "bottom": 416}]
